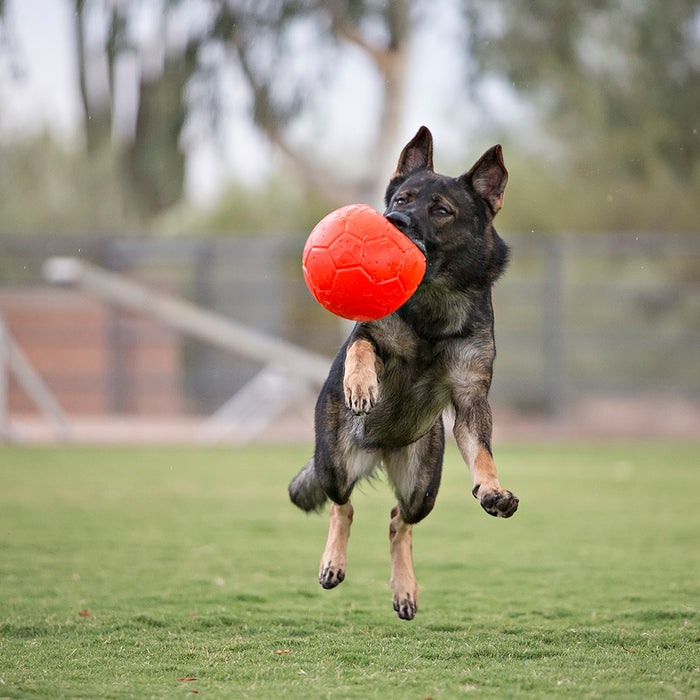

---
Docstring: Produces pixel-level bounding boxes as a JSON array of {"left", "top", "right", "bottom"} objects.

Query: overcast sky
[{"left": 1, "top": 0, "right": 81, "bottom": 138}]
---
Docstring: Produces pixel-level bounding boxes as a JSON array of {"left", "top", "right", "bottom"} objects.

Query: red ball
[{"left": 302, "top": 204, "right": 426, "bottom": 322}]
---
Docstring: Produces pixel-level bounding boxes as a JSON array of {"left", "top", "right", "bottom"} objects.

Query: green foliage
[
  {"left": 1, "top": 132, "right": 698, "bottom": 237},
  {"left": 468, "top": 0, "right": 700, "bottom": 183},
  {"left": 0, "top": 134, "right": 334, "bottom": 237},
  {"left": 0, "top": 135, "right": 148, "bottom": 235},
  {"left": 496, "top": 147, "right": 700, "bottom": 234},
  {"left": 0, "top": 442, "right": 698, "bottom": 698},
  {"left": 154, "top": 174, "right": 336, "bottom": 237}
]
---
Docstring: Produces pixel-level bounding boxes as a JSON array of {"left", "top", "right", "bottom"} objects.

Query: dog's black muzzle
[
  {"left": 385, "top": 211, "right": 427, "bottom": 255},
  {"left": 385, "top": 210, "right": 411, "bottom": 231}
]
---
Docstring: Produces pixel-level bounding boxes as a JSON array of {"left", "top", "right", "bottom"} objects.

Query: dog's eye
[
  {"left": 394, "top": 196, "right": 407, "bottom": 206},
  {"left": 432, "top": 204, "right": 453, "bottom": 217}
]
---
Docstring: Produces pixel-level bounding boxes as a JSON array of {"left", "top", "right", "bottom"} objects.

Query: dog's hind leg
[
  {"left": 383, "top": 421, "right": 445, "bottom": 620},
  {"left": 319, "top": 501, "right": 354, "bottom": 589},
  {"left": 388, "top": 505, "right": 418, "bottom": 620},
  {"left": 316, "top": 441, "right": 379, "bottom": 590}
]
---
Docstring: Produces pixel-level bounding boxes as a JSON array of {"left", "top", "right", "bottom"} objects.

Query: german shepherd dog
[{"left": 289, "top": 126, "right": 518, "bottom": 620}]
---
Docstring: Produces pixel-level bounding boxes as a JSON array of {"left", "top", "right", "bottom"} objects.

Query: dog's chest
[
  {"left": 358, "top": 341, "right": 449, "bottom": 441},
  {"left": 383, "top": 340, "right": 454, "bottom": 399}
]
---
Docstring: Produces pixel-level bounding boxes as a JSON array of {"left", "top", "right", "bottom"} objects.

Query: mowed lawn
[{"left": 0, "top": 442, "right": 698, "bottom": 699}]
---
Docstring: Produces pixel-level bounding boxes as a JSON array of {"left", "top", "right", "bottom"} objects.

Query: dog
[{"left": 289, "top": 126, "right": 518, "bottom": 620}]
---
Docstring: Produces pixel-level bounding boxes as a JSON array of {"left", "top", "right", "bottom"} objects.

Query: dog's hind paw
[
  {"left": 393, "top": 591, "right": 417, "bottom": 621},
  {"left": 319, "top": 562, "right": 345, "bottom": 589},
  {"left": 473, "top": 485, "right": 519, "bottom": 518}
]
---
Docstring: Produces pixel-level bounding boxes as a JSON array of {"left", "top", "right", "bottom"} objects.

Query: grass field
[{"left": 0, "top": 442, "right": 698, "bottom": 699}]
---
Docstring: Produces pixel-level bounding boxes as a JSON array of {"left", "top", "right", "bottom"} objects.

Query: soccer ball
[{"left": 302, "top": 204, "right": 426, "bottom": 322}]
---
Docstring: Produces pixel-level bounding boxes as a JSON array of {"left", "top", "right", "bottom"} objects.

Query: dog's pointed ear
[
  {"left": 461, "top": 145, "right": 508, "bottom": 215},
  {"left": 393, "top": 126, "right": 434, "bottom": 178}
]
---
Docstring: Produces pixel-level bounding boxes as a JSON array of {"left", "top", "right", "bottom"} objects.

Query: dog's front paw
[
  {"left": 343, "top": 372, "right": 379, "bottom": 415},
  {"left": 473, "top": 485, "right": 519, "bottom": 518}
]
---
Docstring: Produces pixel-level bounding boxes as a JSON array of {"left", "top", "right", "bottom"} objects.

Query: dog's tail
[{"left": 289, "top": 457, "right": 328, "bottom": 512}]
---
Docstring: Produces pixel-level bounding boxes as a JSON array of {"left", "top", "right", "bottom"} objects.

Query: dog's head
[{"left": 383, "top": 126, "right": 509, "bottom": 288}]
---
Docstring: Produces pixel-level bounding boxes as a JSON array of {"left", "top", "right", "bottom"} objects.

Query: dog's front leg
[
  {"left": 343, "top": 339, "right": 380, "bottom": 415},
  {"left": 453, "top": 385, "right": 518, "bottom": 518}
]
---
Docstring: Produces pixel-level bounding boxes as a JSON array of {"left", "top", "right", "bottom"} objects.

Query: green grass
[{"left": 0, "top": 442, "right": 698, "bottom": 699}]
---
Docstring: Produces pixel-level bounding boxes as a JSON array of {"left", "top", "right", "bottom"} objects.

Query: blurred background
[{"left": 0, "top": 0, "right": 698, "bottom": 443}]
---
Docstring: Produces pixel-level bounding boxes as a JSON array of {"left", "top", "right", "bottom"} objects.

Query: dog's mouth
[{"left": 384, "top": 211, "right": 427, "bottom": 256}]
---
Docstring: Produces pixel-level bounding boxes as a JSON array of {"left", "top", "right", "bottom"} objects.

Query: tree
[
  {"left": 8, "top": 0, "right": 698, "bottom": 229},
  {"left": 69, "top": 0, "right": 414, "bottom": 212},
  {"left": 72, "top": 0, "right": 197, "bottom": 216},
  {"left": 465, "top": 0, "right": 700, "bottom": 182},
  {"left": 202, "top": 0, "right": 412, "bottom": 203}
]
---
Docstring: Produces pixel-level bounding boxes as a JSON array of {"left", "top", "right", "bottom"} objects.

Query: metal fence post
[
  {"left": 104, "top": 241, "right": 127, "bottom": 413},
  {"left": 541, "top": 235, "right": 566, "bottom": 417},
  {"left": 0, "top": 319, "right": 8, "bottom": 441}
]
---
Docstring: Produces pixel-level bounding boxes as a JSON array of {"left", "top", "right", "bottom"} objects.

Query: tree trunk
[
  {"left": 74, "top": 0, "right": 110, "bottom": 154},
  {"left": 368, "top": 0, "right": 411, "bottom": 202}
]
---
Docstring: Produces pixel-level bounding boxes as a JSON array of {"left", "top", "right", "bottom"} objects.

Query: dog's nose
[{"left": 385, "top": 211, "right": 411, "bottom": 232}]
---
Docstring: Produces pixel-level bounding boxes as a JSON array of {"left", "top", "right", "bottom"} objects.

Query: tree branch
[{"left": 229, "top": 37, "right": 359, "bottom": 204}]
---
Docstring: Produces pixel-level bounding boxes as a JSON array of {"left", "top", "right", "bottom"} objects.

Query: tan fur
[
  {"left": 453, "top": 422, "right": 501, "bottom": 492},
  {"left": 471, "top": 447, "right": 501, "bottom": 491},
  {"left": 343, "top": 339, "right": 380, "bottom": 414},
  {"left": 319, "top": 502, "right": 354, "bottom": 589},
  {"left": 453, "top": 417, "right": 517, "bottom": 518},
  {"left": 389, "top": 505, "right": 418, "bottom": 619}
]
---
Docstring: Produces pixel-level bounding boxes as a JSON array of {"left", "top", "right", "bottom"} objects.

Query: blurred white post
[
  {"left": 200, "top": 365, "right": 313, "bottom": 443},
  {"left": 0, "top": 318, "right": 72, "bottom": 442}
]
